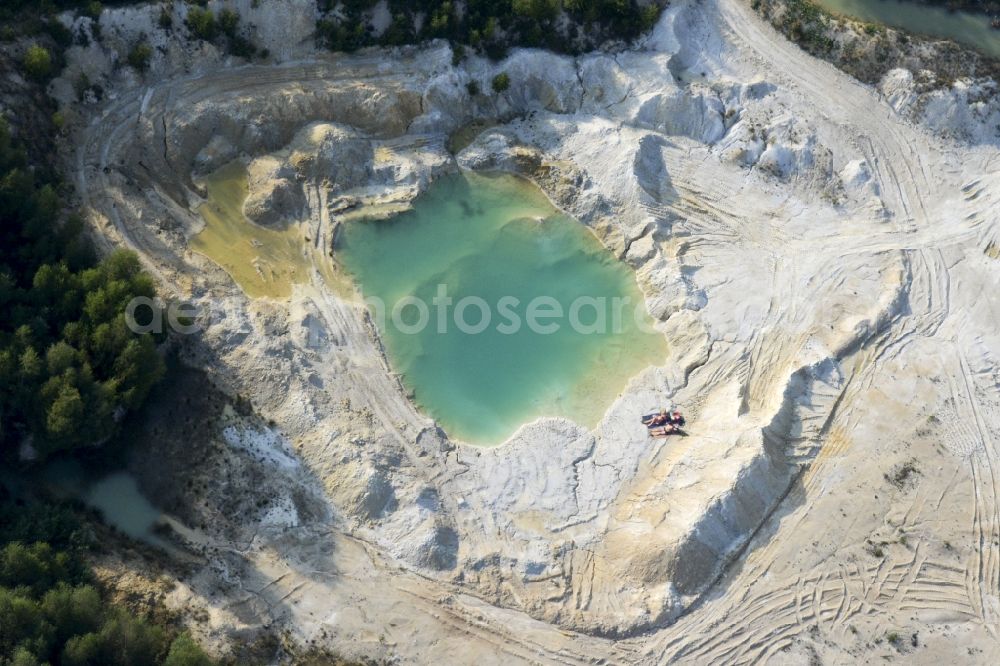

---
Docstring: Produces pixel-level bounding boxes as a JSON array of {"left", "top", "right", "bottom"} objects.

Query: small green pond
[
  {"left": 40, "top": 460, "right": 166, "bottom": 547},
  {"left": 338, "top": 172, "right": 667, "bottom": 445}
]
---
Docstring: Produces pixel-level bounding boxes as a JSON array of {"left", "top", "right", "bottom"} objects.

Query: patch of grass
[
  {"left": 446, "top": 119, "right": 498, "bottom": 154},
  {"left": 865, "top": 538, "right": 888, "bottom": 558},
  {"left": 885, "top": 459, "right": 921, "bottom": 489}
]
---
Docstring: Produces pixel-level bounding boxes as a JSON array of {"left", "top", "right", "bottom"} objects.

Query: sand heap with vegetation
[{"left": 56, "top": 0, "right": 1000, "bottom": 662}]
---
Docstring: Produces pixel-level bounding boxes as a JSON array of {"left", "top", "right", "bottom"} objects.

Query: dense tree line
[
  {"left": 1, "top": 2, "right": 263, "bottom": 65},
  {"left": 0, "top": 490, "right": 213, "bottom": 665},
  {"left": 0, "top": 1, "right": 135, "bottom": 23},
  {"left": 183, "top": 4, "right": 264, "bottom": 58},
  {"left": 0, "top": 0, "right": 218, "bottom": 657},
  {"left": 318, "top": 0, "right": 666, "bottom": 57},
  {"left": 0, "top": 117, "right": 165, "bottom": 461},
  {"left": 2, "top": 1, "right": 665, "bottom": 66}
]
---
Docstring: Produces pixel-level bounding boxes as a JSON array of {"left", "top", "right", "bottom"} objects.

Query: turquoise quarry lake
[{"left": 338, "top": 172, "right": 668, "bottom": 445}]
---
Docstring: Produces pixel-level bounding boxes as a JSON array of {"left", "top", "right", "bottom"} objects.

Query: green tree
[
  {"left": 40, "top": 584, "right": 103, "bottom": 648},
  {"left": 0, "top": 542, "right": 74, "bottom": 594},
  {"left": 61, "top": 631, "right": 102, "bottom": 666},
  {"left": 85, "top": 2, "right": 103, "bottom": 20},
  {"left": 164, "top": 633, "right": 213, "bottom": 666},
  {"left": 43, "top": 380, "right": 86, "bottom": 449},
  {"left": 218, "top": 8, "right": 239, "bottom": 39},
  {"left": 19, "top": 347, "right": 42, "bottom": 382},
  {"left": 36, "top": 367, "right": 115, "bottom": 456},
  {"left": 0, "top": 589, "right": 44, "bottom": 658},
  {"left": 62, "top": 610, "right": 167, "bottom": 666},
  {"left": 427, "top": 2, "right": 453, "bottom": 36},
  {"left": 33, "top": 263, "right": 84, "bottom": 328},
  {"left": 513, "top": 0, "right": 559, "bottom": 22},
  {"left": 22, "top": 45, "right": 52, "bottom": 81},
  {"left": 491, "top": 72, "right": 510, "bottom": 93},
  {"left": 8, "top": 646, "right": 42, "bottom": 666},
  {"left": 185, "top": 7, "right": 216, "bottom": 40},
  {"left": 127, "top": 42, "right": 153, "bottom": 72}
]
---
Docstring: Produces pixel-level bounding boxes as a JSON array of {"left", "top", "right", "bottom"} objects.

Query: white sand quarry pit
[{"left": 64, "top": 0, "right": 1000, "bottom": 661}]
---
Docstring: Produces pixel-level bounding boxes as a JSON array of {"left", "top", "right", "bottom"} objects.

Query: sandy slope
[{"left": 65, "top": 0, "right": 1000, "bottom": 662}]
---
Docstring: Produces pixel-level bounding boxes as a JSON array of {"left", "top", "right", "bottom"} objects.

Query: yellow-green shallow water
[{"left": 193, "top": 161, "right": 346, "bottom": 299}]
